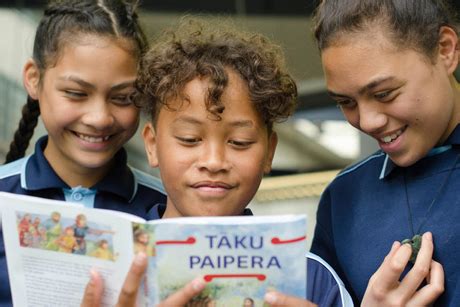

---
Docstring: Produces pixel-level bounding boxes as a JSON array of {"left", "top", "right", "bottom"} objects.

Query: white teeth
[
  {"left": 380, "top": 130, "right": 403, "bottom": 144},
  {"left": 77, "top": 133, "right": 110, "bottom": 143},
  {"left": 382, "top": 136, "right": 392, "bottom": 143}
]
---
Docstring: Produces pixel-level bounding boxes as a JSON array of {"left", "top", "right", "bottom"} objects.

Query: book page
[
  {"left": 150, "top": 215, "right": 307, "bottom": 306},
  {"left": 0, "top": 192, "right": 144, "bottom": 307},
  {"left": 131, "top": 222, "right": 158, "bottom": 307}
]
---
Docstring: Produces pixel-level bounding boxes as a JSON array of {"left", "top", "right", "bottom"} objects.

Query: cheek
[
  {"left": 341, "top": 109, "right": 360, "bottom": 129},
  {"left": 232, "top": 151, "right": 266, "bottom": 183},
  {"left": 40, "top": 105, "right": 77, "bottom": 130},
  {"left": 157, "top": 147, "right": 190, "bottom": 180},
  {"left": 115, "top": 107, "right": 140, "bottom": 130}
]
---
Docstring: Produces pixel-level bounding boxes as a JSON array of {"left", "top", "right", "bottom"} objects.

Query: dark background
[{"left": 3, "top": 0, "right": 458, "bottom": 16}]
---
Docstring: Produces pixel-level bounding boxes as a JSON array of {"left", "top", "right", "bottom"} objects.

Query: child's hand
[
  {"left": 264, "top": 290, "right": 318, "bottom": 307},
  {"left": 362, "top": 232, "right": 444, "bottom": 306},
  {"left": 80, "top": 252, "right": 206, "bottom": 307},
  {"left": 81, "top": 269, "right": 104, "bottom": 307},
  {"left": 156, "top": 276, "right": 206, "bottom": 307},
  {"left": 81, "top": 252, "right": 148, "bottom": 307}
]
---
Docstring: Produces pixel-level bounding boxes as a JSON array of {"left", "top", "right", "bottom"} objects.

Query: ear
[
  {"left": 142, "top": 122, "right": 159, "bottom": 168},
  {"left": 438, "top": 26, "right": 459, "bottom": 75},
  {"left": 23, "top": 59, "right": 40, "bottom": 100},
  {"left": 263, "top": 131, "right": 278, "bottom": 174}
]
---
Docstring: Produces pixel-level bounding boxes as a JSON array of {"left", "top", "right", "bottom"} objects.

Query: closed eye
[
  {"left": 335, "top": 98, "right": 357, "bottom": 109},
  {"left": 64, "top": 90, "right": 86, "bottom": 99},
  {"left": 176, "top": 136, "right": 201, "bottom": 145},
  {"left": 228, "top": 140, "right": 254, "bottom": 148},
  {"left": 374, "top": 89, "right": 398, "bottom": 102},
  {"left": 111, "top": 94, "right": 132, "bottom": 106}
]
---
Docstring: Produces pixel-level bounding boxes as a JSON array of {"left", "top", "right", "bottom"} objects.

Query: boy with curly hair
[{"left": 82, "top": 18, "right": 353, "bottom": 307}]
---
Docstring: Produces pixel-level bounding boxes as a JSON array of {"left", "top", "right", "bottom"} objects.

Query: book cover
[{"left": 149, "top": 215, "right": 307, "bottom": 306}]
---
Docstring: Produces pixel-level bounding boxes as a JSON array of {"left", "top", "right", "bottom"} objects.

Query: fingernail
[
  {"left": 392, "top": 241, "right": 399, "bottom": 249},
  {"left": 192, "top": 277, "right": 206, "bottom": 291},
  {"left": 89, "top": 269, "right": 98, "bottom": 285},
  {"left": 424, "top": 232, "right": 433, "bottom": 241},
  {"left": 264, "top": 292, "right": 277, "bottom": 304},
  {"left": 134, "top": 252, "right": 147, "bottom": 264}
]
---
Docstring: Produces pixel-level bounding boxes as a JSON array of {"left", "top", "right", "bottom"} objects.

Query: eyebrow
[
  {"left": 328, "top": 76, "right": 396, "bottom": 98},
  {"left": 57, "top": 76, "right": 135, "bottom": 91},
  {"left": 173, "top": 116, "right": 202, "bottom": 125},
  {"left": 228, "top": 120, "right": 254, "bottom": 128},
  {"left": 173, "top": 116, "right": 255, "bottom": 128},
  {"left": 110, "top": 81, "right": 136, "bottom": 91}
]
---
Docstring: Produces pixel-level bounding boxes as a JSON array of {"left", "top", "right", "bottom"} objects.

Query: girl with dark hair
[
  {"left": 0, "top": 0, "right": 166, "bottom": 304},
  {"left": 311, "top": 0, "right": 458, "bottom": 305}
]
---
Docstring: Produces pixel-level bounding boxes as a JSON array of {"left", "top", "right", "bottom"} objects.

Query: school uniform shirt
[
  {"left": 311, "top": 124, "right": 460, "bottom": 306},
  {"left": 148, "top": 204, "right": 354, "bottom": 307},
  {"left": 0, "top": 135, "right": 166, "bottom": 306}
]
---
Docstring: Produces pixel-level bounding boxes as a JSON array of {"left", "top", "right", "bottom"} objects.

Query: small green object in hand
[{"left": 401, "top": 234, "right": 422, "bottom": 264}]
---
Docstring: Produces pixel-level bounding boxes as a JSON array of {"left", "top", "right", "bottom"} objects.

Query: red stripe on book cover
[
  {"left": 203, "top": 274, "right": 267, "bottom": 282},
  {"left": 271, "top": 235, "right": 306, "bottom": 244},
  {"left": 156, "top": 236, "right": 196, "bottom": 245}
]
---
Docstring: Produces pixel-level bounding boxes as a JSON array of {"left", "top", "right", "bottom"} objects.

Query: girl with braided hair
[{"left": 0, "top": 0, "right": 166, "bottom": 304}]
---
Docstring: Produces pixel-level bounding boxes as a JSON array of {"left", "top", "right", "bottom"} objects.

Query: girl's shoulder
[
  {"left": 337, "top": 151, "right": 386, "bottom": 179},
  {"left": 0, "top": 157, "right": 28, "bottom": 180},
  {"left": 129, "top": 167, "right": 165, "bottom": 194}
]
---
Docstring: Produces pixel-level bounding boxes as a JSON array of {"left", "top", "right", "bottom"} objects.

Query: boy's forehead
[{"left": 153, "top": 70, "right": 268, "bottom": 130}]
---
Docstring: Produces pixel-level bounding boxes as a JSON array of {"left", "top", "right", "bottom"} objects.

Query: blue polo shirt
[
  {"left": 311, "top": 124, "right": 460, "bottom": 306},
  {"left": 0, "top": 136, "right": 166, "bottom": 306},
  {"left": 148, "top": 204, "right": 353, "bottom": 306}
]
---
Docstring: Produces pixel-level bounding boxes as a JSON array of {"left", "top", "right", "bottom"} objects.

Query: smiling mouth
[
  {"left": 74, "top": 132, "right": 111, "bottom": 143},
  {"left": 380, "top": 126, "right": 407, "bottom": 144},
  {"left": 192, "top": 181, "right": 234, "bottom": 190}
]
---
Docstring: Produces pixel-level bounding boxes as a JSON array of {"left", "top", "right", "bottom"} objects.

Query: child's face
[
  {"left": 322, "top": 29, "right": 459, "bottom": 167},
  {"left": 143, "top": 69, "right": 277, "bottom": 217},
  {"left": 23, "top": 35, "right": 139, "bottom": 186},
  {"left": 77, "top": 216, "right": 87, "bottom": 226},
  {"left": 138, "top": 233, "right": 149, "bottom": 244},
  {"left": 243, "top": 298, "right": 254, "bottom": 307},
  {"left": 52, "top": 213, "right": 60, "bottom": 222}
]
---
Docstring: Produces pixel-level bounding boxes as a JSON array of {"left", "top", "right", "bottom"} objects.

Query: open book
[{"left": 0, "top": 192, "right": 307, "bottom": 307}]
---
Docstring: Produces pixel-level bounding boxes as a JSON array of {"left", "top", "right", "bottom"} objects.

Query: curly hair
[{"left": 135, "top": 18, "right": 298, "bottom": 132}]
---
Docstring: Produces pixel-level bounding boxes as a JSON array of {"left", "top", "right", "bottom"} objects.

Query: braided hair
[{"left": 4, "top": 0, "right": 147, "bottom": 163}]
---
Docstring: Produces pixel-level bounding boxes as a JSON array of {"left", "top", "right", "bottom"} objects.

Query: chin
[
  {"left": 389, "top": 153, "right": 420, "bottom": 168},
  {"left": 193, "top": 207, "right": 233, "bottom": 217}
]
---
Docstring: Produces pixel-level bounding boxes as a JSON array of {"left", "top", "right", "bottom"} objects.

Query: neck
[
  {"left": 162, "top": 200, "right": 183, "bottom": 219},
  {"left": 44, "top": 147, "right": 112, "bottom": 188},
  {"left": 440, "top": 77, "right": 460, "bottom": 144}
]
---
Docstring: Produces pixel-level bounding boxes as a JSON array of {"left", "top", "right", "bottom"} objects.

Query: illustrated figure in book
[{"left": 43, "top": 211, "right": 62, "bottom": 251}]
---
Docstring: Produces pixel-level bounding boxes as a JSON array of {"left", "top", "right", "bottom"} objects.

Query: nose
[
  {"left": 357, "top": 102, "right": 387, "bottom": 134},
  {"left": 81, "top": 99, "right": 114, "bottom": 130},
  {"left": 197, "top": 142, "right": 231, "bottom": 173}
]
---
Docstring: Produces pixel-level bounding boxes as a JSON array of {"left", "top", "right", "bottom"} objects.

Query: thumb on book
[
  {"left": 81, "top": 269, "right": 104, "bottom": 307},
  {"left": 158, "top": 276, "right": 207, "bottom": 307}
]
